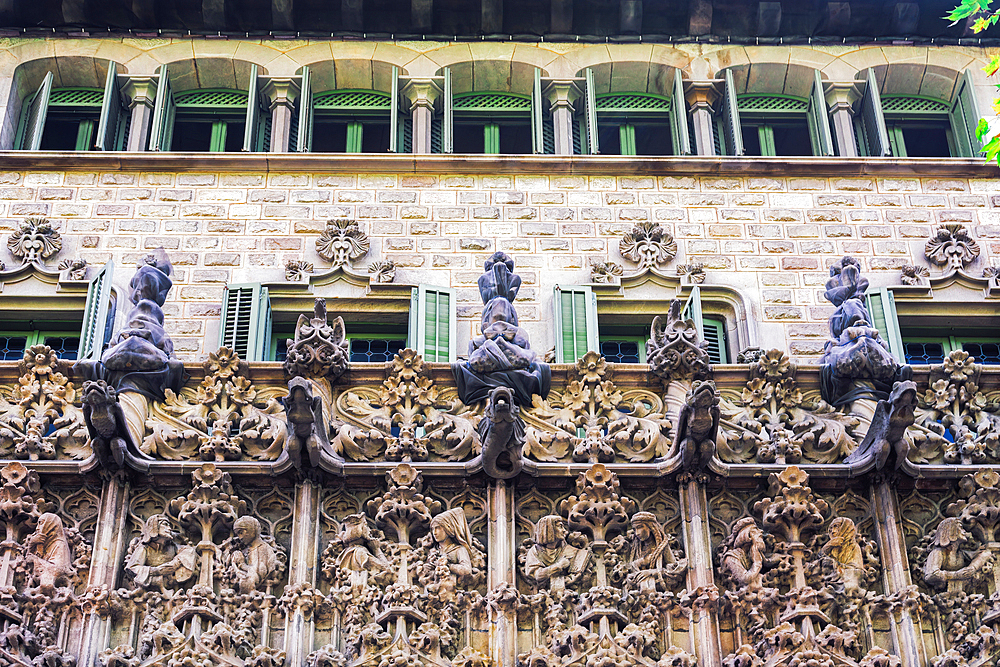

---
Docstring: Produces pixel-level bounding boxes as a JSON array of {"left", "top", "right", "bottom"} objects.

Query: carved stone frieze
[
  {"left": 618, "top": 221, "right": 677, "bottom": 270},
  {"left": 717, "top": 350, "right": 860, "bottom": 464},
  {"left": 646, "top": 299, "right": 713, "bottom": 383},
  {"left": 899, "top": 265, "right": 929, "bottom": 286},
  {"left": 8, "top": 218, "right": 62, "bottom": 266},
  {"left": 925, "top": 223, "right": 981, "bottom": 271},
  {"left": 316, "top": 219, "right": 370, "bottom": 268}
]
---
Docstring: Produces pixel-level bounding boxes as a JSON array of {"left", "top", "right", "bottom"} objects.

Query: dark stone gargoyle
[
  {"left": 478, "top": 386, "right": 526, "bottom": 479},
  {"left": 80, "top": 380, "right": 129, "bottom": 468},
  {"left": 843, "top": 380, "right": 918, "bottom": 470},
  {"left": 675, "top": 379, "right": 720, "bottom": 471},
  {"left": 282, "top": 376, "right": 328, "bottom": 469}
]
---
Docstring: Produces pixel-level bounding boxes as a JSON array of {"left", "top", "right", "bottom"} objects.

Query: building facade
[{"left": 0, "top": 5, "right": 996, "bottom": 667}]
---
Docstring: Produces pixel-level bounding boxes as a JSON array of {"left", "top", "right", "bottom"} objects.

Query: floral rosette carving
[
  {"left": 716, "top": 350, "right": 860, "bottom": 464},
  {"left": 0, "top": 345, "right": 89, "bottom": 460},
  {"left": 141, "top": 348, "right": 288, "bottom": 461},
  {"left": 925, "top": 223, "right": 980, "bottom": 271},
  {"left": 618, "top": 221, "right": 677, "bottom": 271},
  {"left": 316, "top": 219, "right": 370, "bottom": 268},
  {"left": 332, "top": 350, "right": 476, "bottom": 462},
  {"left": 8, "top": 218, "right": 62, "bottom": 266}
]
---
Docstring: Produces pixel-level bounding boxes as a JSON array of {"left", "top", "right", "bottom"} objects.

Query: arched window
[
  {"left": 593, "top": 93, "right": 673, "bottom": 155},
  {"left": 310, "top": 90, "right": 394, "bottom": 153},
  {"left": 451, "top": 92, "right": 532, "bottom": 154}
]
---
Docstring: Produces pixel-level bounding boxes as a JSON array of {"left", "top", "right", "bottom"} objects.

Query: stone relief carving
[
  {"left": 285, "top": 260, "right": 314, "bottom": 282},
  {"left": 367, "top": 260, "right": 396, "bottom": 284},
  {"left": 57, "top": 258, "right": 88, "bottom": 280},
  {"left": 717, "top": 350, "right": 860, "bottom": 464},
  {"left": 675, "top": 379, "right": 720, "bottom": 470},
  {"left": 677, "top": 263, "right": 706, "bottom": 285},
  {"left": 646, "top": 299, "right": 713, "bottom": 383},
  {"left": 899, "top": 265, "right": 929, "bottom": 286},
  {"left": 589, "top": 261, "right": 623, "bottom": 284},
  {"left": 925, "top": 224, "right": 981, "bottom": 271},
  {"left": 618, "top": 221, "right": 677, "bottom": 271},
  {"left": 316, "top": 220, "right": 370, "bottom": 268},
  {"left": 7, "top": 218, "right": 62, "bottom": 266}
]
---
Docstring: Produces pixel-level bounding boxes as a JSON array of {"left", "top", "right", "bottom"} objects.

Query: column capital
[
  {"left": 825, "top": 81, "right": 860, "bottom": 113},
  {"left": 123, "top": 76, "right": 158, "bottom": 109},
  {"left": 402, "top": 79, "right": 442, "bottom": 112},
  {"left": 261, "top": 77, "right": 301, "bottom": 111},
  {"left": 543, "top": 79, "right": 581, "bottom": 112},
  {"left": 685, "top": 80, "right": 720, "bottom": 112}
]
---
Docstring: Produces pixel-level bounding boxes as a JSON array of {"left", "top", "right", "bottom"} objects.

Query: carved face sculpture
[
  {"left": 142, "top": 514, "right": 175, "bottom": 545},
  {"left": 234, "top": 516, "right": 261, "bottom": 547},
  {"left": 535, "top": 515, "right": 567, "bottom": 549}
]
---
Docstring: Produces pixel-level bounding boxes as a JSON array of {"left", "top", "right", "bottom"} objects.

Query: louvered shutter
[
  {"left": 679, "top": 285, "right": 705, "bottom": 342},
  {"left": 243, "top": 64, "right": 269, "bottom": 152},
  {"left": 296, "top": 66, "right": 313, "bottom": 153},
  {"left": 149, "top": 66, "right": 175, "bottom": 151},
  {"left": 78, "top": 260, "right": 115, "bottom": 361},
  {"left": 859, "top": 68, "right": 890, "bottom": 157},
  {"left": 442, "top": 67, "right": 453, "bottom": 154},
  {"left": 96, "top": 63, "right": 128, "bottom": 151},
  {"left": 390, "top": 66, "right": 400, "bottom": 153},
  {"left": 220, "top": 283, "right": 272, "bottom": 362},
  {"left": 865, "top": 287, "right": 904, "bottom": 364},
  {"left": 808, "top": 70, "right": 834, "bottom": 157},
  {"left": 532, "top": 67, "right": 544, "bottom": 154},
  {"left": 554, "top": 285, "right": 598, "bottom": 363},
  {"left": 409, "top": 285, "right": 456, "bottom": 362},
  {"left": 949, "top": 69, "right": 982, "bottom": 158},
  {"left": 19, "top": 72, "right": 53, "bottom": 150},
  {"left": 703, "top": 318, "right": 727, "bottom": 364},
  {"left": 670, "top": 69, "right": 692, "bottom": 156},
  {"left": 721, "top": 70, "right": 744, "bottom": 157},
  {"left": 584, "top": 68, "right": 599, "bottom": 155}
]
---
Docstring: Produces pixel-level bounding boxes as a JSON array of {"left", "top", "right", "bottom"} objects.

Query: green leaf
[
  {"left": 982, "top": 135, "right": 1000, "bottom": 164},
  {"left": 977, "top": 117, "right": 991, "bottom": 141},
  {"left": 986, "top": 56, "right": 1000, "bottom": 76}
]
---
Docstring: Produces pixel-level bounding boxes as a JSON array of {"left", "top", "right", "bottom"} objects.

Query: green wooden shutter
[
  {"left": 296, "top": 66, "right": 313, "bottom": 153},
  {"left": 220, "top": 283, "right": 272, "bottom": 362},
  {"left": 19, "top": 72, "right": 53, "bottom": 150},
  {"left": 703, "top": 317, "right": 727, "bottom": 364},
  {"left": 78, "top": 260, "right": 115, "bottom": 361},
  {"left": 531, "top": 67, "right": 544, "bottom": 154},
  {"left": 554, "top": 285, "right": 598, "bottom": 363},
  {"left": 670, "top": 68, "right": 692, "bottom": 156},
  {"left": 949, "top": 69, "right": 982, "bottom": 158},
  {"left": 442, "top": 67, "right": 453, "bottom": 154},
  {"left": 389, "top": 66, "right": 400, "bottom": 153},
  {"left": 148, "top": 66, "right": 175, "bottom": 151},
  {"left": 808, "top": 70, "right": 834, "bottom": 157},
  {"left": 584, "top": 67, "right": 599, "bottom": 155},
  {"left": 722, "top": 70, "right": 744, "bottom": 157},
  {"left": 243, "top": 64, "right": 269, "bottom": 152},
  {"left": 859, "top": 68, "right": 890, "bottom": 157},
  {"left": 680, "top": 285, "right": 705, "bottom": 341},
  {"left": 619, "top": 124, "right": 636, "bottom": 155},
  {"left": 96, "top": 62, "right": 127, "bottom": 151},
  {"left": 865, "top": 287, "right": 904, "bottom": 364},
  {"left": 409, "top": 285, "right": 456, "bottom": 362}
]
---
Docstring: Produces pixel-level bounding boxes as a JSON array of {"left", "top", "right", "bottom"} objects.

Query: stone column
[
  {"left": 262, "top": 78, "right": 301, "bottom": 153},
  {"left": 680, "top": 474, "right": 723, "bottom": 667},
  {"left": 402, "top": 79, "right": 441, "bottom": 154},
  {"left": 78, "top": 477, "right": 131, "bottom": 667},
  {"left": 488, "top": 481, "right": 516, "bottom": 667},
  {"left": 825, "top": 82, "right": 859, "bottom": 157},
  {"left": 123, "top": 77, "right": 157, "bottom": 152},
  {"left": 543, "top": 80, "right": 580, "bottom": 155},
  {"left": 872, "top": 475, "right": 925, "bottom": 667},
  {"left": 283, "top": 480, "right": 321, "bottom": 667},
  {"left": 686, "top": 81, "right": 719, "bottom": 156}
]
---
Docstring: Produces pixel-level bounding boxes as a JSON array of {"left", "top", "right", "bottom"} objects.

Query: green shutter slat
[
  {"left": 148, "top": 66, "right": 173, "bottom": 151},
  {"left": 390, "top": 66, "right": 400, "bottom": 153},
  {"left": 670, "top": 69, "right": 692, "bottom": 156},
  {"left": 295, "top": 66, "right": 313, "bottom": 153},
  {"left": 532, "top": 67, "right": 544, "bottom": 154},
  {"left": 596, "top": 93, "right": 671, "bottom": 112},
  {"left": 555, "top": 285, "right": 597, "bottom": 363},
  {"left": 703, "top": 318, "right": 727, "bottom": 364},
  {"left": 722, "top": 70, "right": 744, "bottom": 156},
  {"left": 808, "top": 70, "right": 834, "bottom": 157},
  {"left": 584, "top": 68, "right": 598, "bottom": 155},
  {"left": 860, "top": 68, "right": 891, "bottom": 157},
  {"left": 21, "top": 72, "right": 53, "bottom": 151},
  {"left": 416, "top": 286, "right": 455, "bottom": 362},
  {"left": 443, "top": 67, "right": 453, "bottom": 154},
  {"left": 484, "top": 123, "right": 499, "bottom": 154},
  {"left": 949, "top": 70, "right": 982, "bottom": 157},
  {"left": 220, "top": 283, "right": 271, "bottom": 361},
  {"left": 96, "top": 63, "right": 126, "bottom": 151},
  {"left": 680, "top": 285, "right": 705, "bottom": 342},
  {"left": 866, "top": 288, "right": 903, "bottom": 364},
  {"left": 78, "top": 260, "right": 115, "bottom": 361},
  {"left": 243, "top": 64, "right": 261, "bottom": 153}
]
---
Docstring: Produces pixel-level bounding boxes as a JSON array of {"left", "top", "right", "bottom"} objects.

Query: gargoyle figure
[
  {"left": 478, "top": 386, "right": 526, "bottom": 479},
  {"left": 80, "top": 380, "right": 129, "bottom": 468},
  {"left": 282, "top": 376, "right": 329, "bottom": 468},
  {"left": 843, "top": 380, "right": 917, "bottom": 470},
  {"left": 675, "top": 379, "right": 720, "bottom": 470}
]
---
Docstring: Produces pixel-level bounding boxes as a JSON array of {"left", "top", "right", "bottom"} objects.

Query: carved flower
[
  {"left": 757, "top": 350, "right": 791, "bottom": 380},
  {"left": 195, "top": 379, "right": 222, "bottom": 405},
  {"left": 20, "top": 345, "right": 58, "bottom": 378},
  {"left": 941, "top": 350, "right": 977, "bottom": 382},
  {"left": 984, "top": 266, "right": 1000, "bottom": 281},
  {"left": 677, "top": 263, "right": 706, "bottom": 284},
  {"left": 411, "top": 376, "right": 439, "bottom": 406},
  {"left": 773, "top": 379, "right": 803, "bottom": 407},
  {"left": 230, "top": 375, "right": 257, "bottom": 406},
  {"left": 975, "top": 469, "right": 1000, "bottom": 488},
  {"left": 576, "top": 351, "right": 608, "bottom": 382},
  {"left": 316, "top": 219, "right": 370, "bottom": 268},
  {"left": 742, "top": 377, "right": 772, "bottom": 408},
  {"left": 390, "top": 349, "right": 423, "bottom": 380},
  {"left": 923, "top": 379, "right": 957, "bottom": 411},
  {"left": 191, "top": 462, "right": 227, "bottom": 487},
  {"left": 368, "top": 260, "right": 396, "bottom": 284},
  {"left": 590, "top": 261, "right": 623, "bottom": 284},
  {"left": 205, "top": 348, "right": 242, "bottom": 380},
  {"left": 285, "top": 260, "right": 314, "bottom": 282},
  {"left": 776, "top": 465, "right": 809, "bottom": 488},
  {"left": 379, "top": 376, "right": 405, "bottom": 406},
  {"left": 0, "top": 461, "right": 31, "bottom": 487},
  {"left": 619, "top": 221, "right": 677, "bottom": 270}
]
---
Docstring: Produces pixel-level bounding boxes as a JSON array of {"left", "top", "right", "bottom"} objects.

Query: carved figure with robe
[
  {"left": 523, "top": 515, "right": 591, "bottom": 594},
  {"left": 228, "top": 516, "right": 278, "bottom": 594},
  {"left": 626, "top": 512, "right": 687, "bottom": 592},
  {"left": 821, "top": 517, "right": 867, "bottom": 595},
  {"left": 336, "top": 514, "right": 392, "bottom": 593},
  {"left": 25, "top": 513, "right": 74, "bottom": 594},
  {"left": 924, "top": 517, "right": 992, "bottom": 593},
  {"left": 719, "top": 517, "right": 768, "bottom": 591},
  {"left": 125, "top": 514, "right": 197, "bottom": 592},
  {"left": 422, "top": 508, "right": 484, "bottom": 600}
]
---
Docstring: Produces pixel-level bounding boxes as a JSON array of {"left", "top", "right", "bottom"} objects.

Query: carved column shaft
[
  {"left": 681, "top": 478, "right": 722, "bottom": 667},
  {"left": 872, "top": 478, "right": 924, "bottom": 667},
  {"left": 79, "top": 477, "right": 131, "bottom": 667},
  {"left": 488, "top": 480, "right": 516, "bottom": 667},
  {"left": 285, "top": 480, "right": 321, "bottom": 667}
]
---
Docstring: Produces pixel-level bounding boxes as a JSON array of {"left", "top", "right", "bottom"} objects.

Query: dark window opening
[
  {"left": 741, "top": 125, "right": 762, "bottom": 156},
  {"left": 896, "top": 124, "right": 952, "bottom": 157},
  {"left": 453, "top": 123, "right": 484, "bottom": 153},
  {"left": 600, "top": 339, "right": 642, "bottom": 364},
  {"left": 361, "top": 122, "right": 391, "bottom": 153},
  {"left": 350, "top": 338, "right": 406, "bottom": 363},
  {"left": 597, "top": 123, "right": 621, "bottom": 154},
  {"left": 633, "top": 123, "right": 673, "bottom": 156},
  {"left": 172, "top": 120, "right": 214, "bottom": 151},
  {"left": 772, "top": 123, "right": 813, "bottom": 156},
  {"left": 40, "top": 115, "right": 98, "bottom": 151},
  {"left": 313, "top": 120, "right": 349, "bottom": 153}
]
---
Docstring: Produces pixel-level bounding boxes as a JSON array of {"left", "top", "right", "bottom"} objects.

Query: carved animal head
[
  {"left": 486, "top": 386, "right": 519, "bottom": 422},
  {"left": 82, "top": 380, "right": 116, "bottom": 407}
]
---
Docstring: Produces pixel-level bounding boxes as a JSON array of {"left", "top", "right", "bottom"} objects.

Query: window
[
  {"left": 579, "top": 68, "right": 690, "bottom": 156},
  {"left": 16, "top": 63, "right": 130, "bottom": 151},
  {"left": 0, "top": 330, "right": 80, "bottom": 361},
  {"left": 450, "top": 93, "right": 532, "bottom": 154},
  {"left": 309, "top": 91, "right": 393, "bottom": 153},
  {"left": 902, "top": 337, "right": 1000, "bottom": 365},
  {"left": 716, "top": 69, "right": 833, "bottom": 157},
  {"left": 854, "top": 68, "right": 981, "bottom": 158},
  {"left": 222, "top": 282, "right": 454, "bottom": 362},
  {"left": 148, "top": 64, "right": 270, "bottom": 152}
]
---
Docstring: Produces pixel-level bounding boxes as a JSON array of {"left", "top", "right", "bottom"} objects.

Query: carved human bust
[
  {"left": 923, "top": 517, "right": 992, "bottom": 593},
  {"left": 423, "top": 508, "right": 483, "bottom": 598},
  {"left": 229, "top": 516, "right": 278, "bottom": 594},
  {"left": 626, "top": 512, "right": 687, "bottom": 593},
  {"left": 821, "top": 517, "right": 866, "bottom": 595},
  {"left": 523, "top": 515, "right": 591, "bottom": 594},
  {"left": 337, "top": 514, "right": 392, "bottom": 593},
  {"left": 720, "top": 517, "right": 767, "bottom": 591},
  {"left": 125, "top": 514, "right": 197, "bottom": 592}
]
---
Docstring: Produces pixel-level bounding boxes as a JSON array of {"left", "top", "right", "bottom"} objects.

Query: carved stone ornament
[
  {"left": 985, "top": 266, "right": 1000, "bottom": 282},
  {"left": 618, "top": 221, "right": 677, "bottom": 270},
  {"left": 285, "top": 260, "right": 314, "bottom": 281},
  {"left": 142, "top": 348, "right": 288, "bottom": 461},
  {"left": 716, "top": 467, "right": 885, "bottom": 667},
  {"left": 717, "top": 349, "right": 861, "bottom": 464},
  {"left": 590, "top": 261, "right": 623, "bottom": 284},
  {"left": 646, "top": 299, "right": 713, "bottom": 383},
  {"left": 899, "top": 264, "right": 929, "bottom": 286},
  {"left": 677, "top": 262, "right": 706, "bottom": 285},
  {"left": 925, "top": 223, "right": 981, "bottom": 271},
  {"left": 283, "top": 298, "right": 350, "bottom": 382},
  {"left": 367, "top": 260, "right": 396, "bottom": 284},
  {"left": 7, "top": 218, "right": 62, "bottom": 266},
  {"left": 316, "top": 219, "right": 370, "bottom": 268},
  {"left": 57, "top": 258, "right": 88, "bottom": 280}
]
